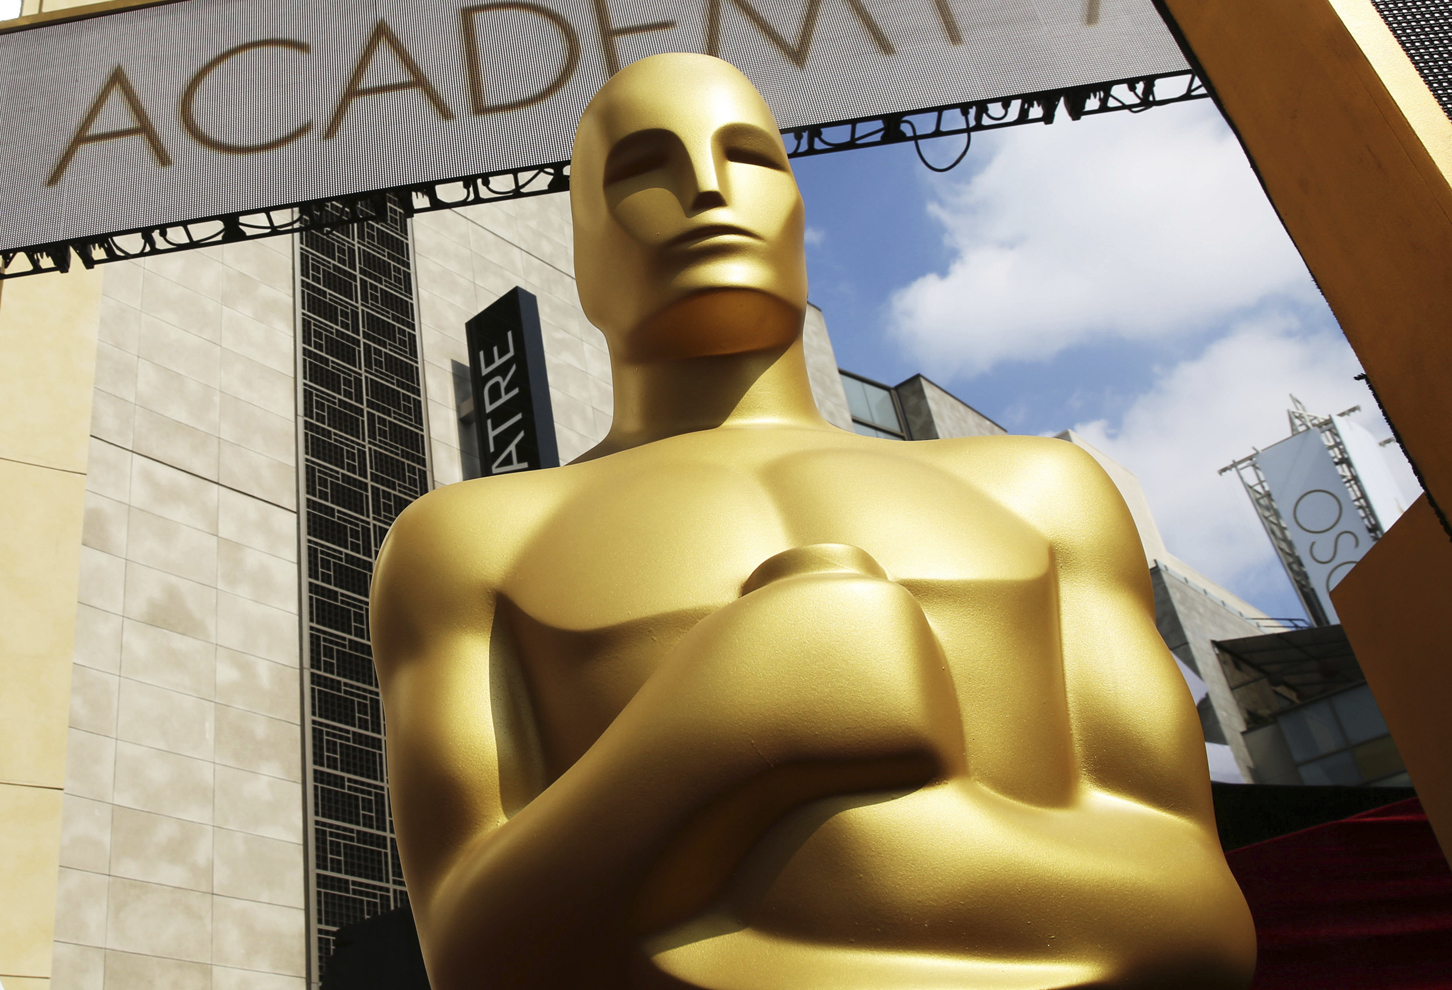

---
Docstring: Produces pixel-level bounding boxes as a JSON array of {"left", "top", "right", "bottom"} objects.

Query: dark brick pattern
[
  {"left": 298, "top": 201, "right": 428, "bottom": 971},
  {"left": 1372, "top": 0, "right": 1452, "bottom": 119}
]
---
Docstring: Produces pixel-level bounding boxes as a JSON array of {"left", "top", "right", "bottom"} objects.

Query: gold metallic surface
[
  {"left": 371, "top": 53, "right": 1254, "bottom": 990},
  {"left": 1332, "top": 497, "right": 1452, "bottom": 861}
]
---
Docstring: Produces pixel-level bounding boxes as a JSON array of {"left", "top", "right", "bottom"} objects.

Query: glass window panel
[
  {"left": 1297, "top": 751, "right": 1362, "bottom": 786},
  {"left": 864, "top": 382, "right": 901, "bottom": 432},
  {"left": 842, "top": 375, "right": 873, "bottom": 424},
  {"left": 1372, "top": 771, "right": 1413, "bottom": 788},
  {"left": 852, "top": 421, "right": 902, "bottom": 440},
  {"left": 1333, "top": 685, "right": 1390, "bottom": 745},
  {"left": 1278, "top": 700, "right": 1346, "bottom": 763},
  {"left": 840, "top": 374, "right": 902, "bottom": 433},
  {"left": 1352, "top": 735, "right": 1404, "bottom": 783}
]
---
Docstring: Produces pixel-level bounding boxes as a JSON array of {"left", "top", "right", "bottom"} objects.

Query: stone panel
[{"left": 54, "top": 241, "right": 308, "bottom": 987}]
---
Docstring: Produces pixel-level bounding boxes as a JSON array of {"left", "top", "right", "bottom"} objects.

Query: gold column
[
  {"left": 1156, "top": 0, "right": 1452, "bottom": 852},
  {"left": 1333, "top": 497, "right": 1452, "bottom": 860},
  {"left": 0, "top": 268, "right": 103, "bottom": 990}
]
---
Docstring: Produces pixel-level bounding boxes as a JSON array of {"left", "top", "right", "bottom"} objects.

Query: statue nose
[{"left": 685, "top": 151, "right": 726, "bottom": 214}]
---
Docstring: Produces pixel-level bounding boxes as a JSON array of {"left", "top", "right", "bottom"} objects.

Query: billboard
[
  {"left": 1333, "top": 412, "right": 1411, "bottom": 533},
  {"left": 1254, "top": 428, "right": 1372, "bottom": 624},
  {"left": 0, "top": 0, "right": 1187, "bottom": 254}
]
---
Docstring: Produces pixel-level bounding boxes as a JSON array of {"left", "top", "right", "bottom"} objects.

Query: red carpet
[{"left": 1227, "top": 798, "right": 1452, "bottom": 988}]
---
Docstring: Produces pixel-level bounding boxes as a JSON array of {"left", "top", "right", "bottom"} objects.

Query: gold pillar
[
  {"left": 1156, "top": 0, "right": 1452, "bottom": 851},
  {"left": 0, "top": 268, "right": 103, "bottom": 990},
  {"left": 1333, "top": 497, "right": 1452, "bottom": 860}
]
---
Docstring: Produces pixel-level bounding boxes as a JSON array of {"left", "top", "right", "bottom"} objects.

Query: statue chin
[{"left": 623, "top": 288, "right": 805, "bottom": 362}]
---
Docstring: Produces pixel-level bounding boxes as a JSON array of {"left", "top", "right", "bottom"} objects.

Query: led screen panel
[{"left": 0, "top": 0, "right": 1187, "bottom": 252}]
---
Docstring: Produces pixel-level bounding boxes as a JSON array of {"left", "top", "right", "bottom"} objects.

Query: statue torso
[
  {"left": 465, "top": 428, "right": 1233, "bottom": 974},
  {"left": 502, "top": 427, "right": 1061, "bottom": 794}
]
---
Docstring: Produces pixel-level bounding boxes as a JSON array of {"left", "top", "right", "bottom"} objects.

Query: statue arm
[
  {"left": 372, "top": 493, "right": 954, "bottom": 990},
  {"left": 1004, "top": 440, "right": 1218, "bottom": 825}
]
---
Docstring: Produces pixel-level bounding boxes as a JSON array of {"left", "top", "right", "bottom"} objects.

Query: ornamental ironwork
[{"left": 0, "top": 72, "right": 1205, "bottom": 281}]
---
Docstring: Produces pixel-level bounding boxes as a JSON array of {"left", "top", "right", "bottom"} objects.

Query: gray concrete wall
[
  {"left": 413, "top": 193, "right": 612, "bottom": 475},
  {"left": 802, "top": 305, "right": 852, "bottom": 432},
  {"left": 896, "top": 376, "right": 1005, "bottom": 441},
  {"left": 1153, "top": 563, "right": 1269, "bottom": 781}
]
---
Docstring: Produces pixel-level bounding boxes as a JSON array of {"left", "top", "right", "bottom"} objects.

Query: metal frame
[
  {"left": 1285, "top": 399, "right": 1384, "bottom": 539},
  {"left": 1214, "top": 626, "right": 1362, "bottom": 705},
  {"left": 0, "top": 71, "right": 1207, "bottom": 281},
  {"left": 782, "top": 71, "right": 1207, "bottom": 168}
]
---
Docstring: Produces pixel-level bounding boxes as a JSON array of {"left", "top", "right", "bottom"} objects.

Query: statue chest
[{"left": 501, "top": 446, "right": 1056, "bottom": 776}]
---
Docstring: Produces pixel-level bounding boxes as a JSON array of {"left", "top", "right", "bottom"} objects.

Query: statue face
[{"left": 572, "top": 54, "right": 809, "bottom": 359}]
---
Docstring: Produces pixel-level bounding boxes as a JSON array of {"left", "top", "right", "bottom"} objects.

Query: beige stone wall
[
  {"left": 801, "top": 305, "right": 853, "bottom": 433},
  {"left": 413, "top": 193, "right": 613, "bottom": 476},
  {"left": 51, "top": 240, "right": 308, "bottom": 990},
  {"left": 0, "top": 266, "right": 103, "bottom": 990}
]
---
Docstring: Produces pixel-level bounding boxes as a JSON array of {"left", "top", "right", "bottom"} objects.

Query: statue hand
[
  {"left": 624, "top": 544, "right": 964, "bottom": 932},
  {"left": 658, "top": 543, "right": 964, "bottom": 785}
]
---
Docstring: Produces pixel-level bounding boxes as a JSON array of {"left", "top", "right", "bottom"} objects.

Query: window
[
  {"left": 1, "top": 0, "right": 22, "bottom": 20},
  {"left": 1275, "top": 684, "right": 1407, "bottom": 786},
  {"left": 840, "top": 371, "right": 907, "bottom": 439}
]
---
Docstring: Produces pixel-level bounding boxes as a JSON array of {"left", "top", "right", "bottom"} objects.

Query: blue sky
[{"left": 791, "top": 97, "right": 1421, "bottom": 621}]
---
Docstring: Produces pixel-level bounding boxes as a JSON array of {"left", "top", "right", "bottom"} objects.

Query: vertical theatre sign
[{"left": 466, "top": 288, "right": 559, "bottom": 476}]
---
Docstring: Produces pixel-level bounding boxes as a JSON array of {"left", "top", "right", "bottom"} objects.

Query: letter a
[
  {"left": 47, "top": 66, "right": 171, "bottom": 187},
  {"left": 324, "top": 20, "right": 455, "bottom": 139}
]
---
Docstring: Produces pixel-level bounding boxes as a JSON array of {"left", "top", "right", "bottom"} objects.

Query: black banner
[{"left": 465, "top": 287, "right": 559, "bottom": 476}]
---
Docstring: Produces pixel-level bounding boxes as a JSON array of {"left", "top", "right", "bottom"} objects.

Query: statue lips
[{"left": 666, "top": 223, "right": 761, "bottom": 250}]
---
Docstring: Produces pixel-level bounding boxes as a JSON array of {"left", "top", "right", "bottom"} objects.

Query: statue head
[{"left": 571, "top": 53, "right": 809, "bottom": 361}]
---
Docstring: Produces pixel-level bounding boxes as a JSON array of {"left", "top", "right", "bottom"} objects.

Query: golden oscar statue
[{"left": 370, "top": 53, "right": 1256, "bottom": 990}]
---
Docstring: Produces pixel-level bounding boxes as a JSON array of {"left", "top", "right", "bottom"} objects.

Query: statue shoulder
[
  {"left": 379, "top": 470, "right": 561, "bottom": 580},
  {"left": 932, "top": 435, "right": 1142, "bottom": 562},
  {"left": 370, "top": 469, "right": 569, "bottom": 656}
]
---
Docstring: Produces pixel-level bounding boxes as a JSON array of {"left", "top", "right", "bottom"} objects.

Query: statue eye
[
  {"left": 605, "top": 132, "right": 672, "bottom": 185},
  {"left": 605, "top": 149, "right": 668, "bottom": 185},
  {"left": 716, "top": 123, "right": 788, "bottom": 171},
  {"left": 724, "top": 144, "right": 785, "bottom": 170}
]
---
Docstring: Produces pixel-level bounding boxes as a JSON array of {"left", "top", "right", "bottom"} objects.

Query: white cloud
[
  {"left": 889, "top": 101, "right": 1312, "bottom": 376},
  {"left": 1070, "top": 313, "right": 1419, "bottom": 610},
  {"left": 804, "top": 226, "right": 826, "bottom": 247}
]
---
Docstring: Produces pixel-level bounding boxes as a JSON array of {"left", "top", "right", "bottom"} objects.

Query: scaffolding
[
  {"left": 1287, "top": 398, "right": 1385, "bottom": 539},
  {"left": 1220, "top": 397, "right": 1387, "bottom": 627}
]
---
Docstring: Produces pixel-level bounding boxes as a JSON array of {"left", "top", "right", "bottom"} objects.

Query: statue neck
[{"left": 580, "top": 334, "right": 832, "bottom": 461}]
